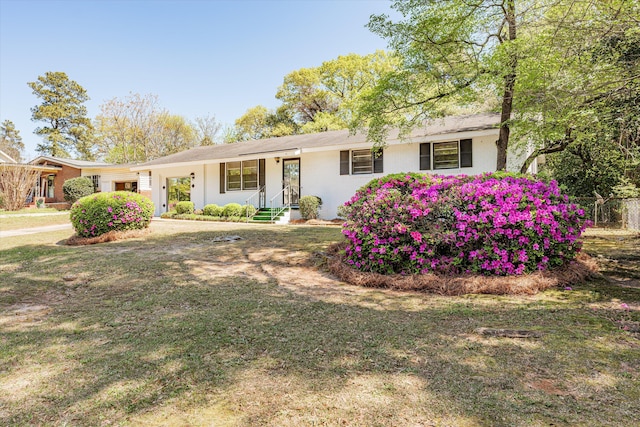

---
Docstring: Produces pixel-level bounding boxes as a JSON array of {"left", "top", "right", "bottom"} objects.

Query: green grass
[
  {"left": 0, "top": 207, "right": 62, "bottom": 215},
  {"left": 0, "top": 222, "right": 638, "bottom": 426},
  {"left": 0, "top": 211, "right": 70, "bottom": 231}
]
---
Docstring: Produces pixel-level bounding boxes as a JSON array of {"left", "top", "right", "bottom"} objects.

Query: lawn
[
  {"left": 0, "top": 211, "right": 70, "bottom": 231},
  {"left": 0, "top": 220, "right": 638, "bottom": 426}
]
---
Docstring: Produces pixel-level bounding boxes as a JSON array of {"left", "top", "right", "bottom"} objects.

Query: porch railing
[
  {"left": 245, "top": 185, "right": 265, "bottom": 222},
  {"left": 269, "top": 185, "right": 291, "bottom": 222}
]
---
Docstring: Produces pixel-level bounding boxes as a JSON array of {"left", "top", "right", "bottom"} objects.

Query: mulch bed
[
  {"left": 65, "top": 228, "right": 151, "bottom": 246},
  {"left": 324, "top": 243, "right": 600, "bottom": 295}
]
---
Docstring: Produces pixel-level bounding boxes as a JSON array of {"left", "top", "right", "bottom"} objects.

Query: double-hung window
[
  {"left": 221, "top": 160, "right": 261, "bottom": 192},
  {"left": 340, "top": 149, "right": 383, "bottom": 175},
  {"left": 420, "top": 139, "right": 473, "bottom": 170}
]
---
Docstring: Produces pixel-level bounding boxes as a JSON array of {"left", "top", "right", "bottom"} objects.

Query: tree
[
  {"left": 276, "top": 51, "right": 398, "bottom": 131},
  {"left": 0, "top": 164, "right": 40, "bottom": 211},
  {"left": 154, "top": 113, "right": 197, "bottom": 157},
  {"left": 228, "top": 105, "right": 299, "bottom": 142},
  {"left": 62, "top": 176, "right": 95, "bottom": 203},
  {"left": 95, "top": 93, "right": 198, "bottom": 163},
  {"left": 193, "top": 114, "right": 222, "bottom": 145},
  {"left": 28, "top": 71, "right": 95, "bottom": 159},
  {"left": 95, "top": 93, "right": 161, "bottom": 163},
  {"left": 0, "top": 120, "right": 24, "bottom": 162},
  {"left": 525, "top": 11, "right": 640, "bottom": 196},
  {"left": 358, "top": 0, "right": 638, "bottom": 171}
]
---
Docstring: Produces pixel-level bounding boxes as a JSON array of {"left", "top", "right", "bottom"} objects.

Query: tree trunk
[
  {"left": 519, "top": 129, "right": 574, "bottom": 173},
  {"left": 496, "top": 0, "right": 517, "bottom": 171}
]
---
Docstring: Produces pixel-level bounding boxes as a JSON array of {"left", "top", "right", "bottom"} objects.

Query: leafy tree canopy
[
  {"left": 227, "top": 51, "right": 398, "bottom": 141},
  {"left": 95, "top": 93, "right": 199, "bottom": 163},
  {"left": 356, "top": 0, "right": 639, "bottom": 172}
]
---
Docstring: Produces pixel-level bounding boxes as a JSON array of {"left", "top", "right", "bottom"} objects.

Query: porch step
[{"left": 250, "top": 208, "right": 290, "bottom": 224}]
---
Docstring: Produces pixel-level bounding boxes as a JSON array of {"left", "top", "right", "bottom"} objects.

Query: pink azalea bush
[
  {"left": 341, "top": 172, "right": 589, "bottom": 276},
  {"left": 70, "top": 191, "right": 154, "bottom": 238}
]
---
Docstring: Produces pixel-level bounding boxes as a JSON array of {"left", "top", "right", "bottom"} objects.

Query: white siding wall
[
  {"left": 146, "top": 133, "right": 530, "bottom": 218},
  {"left": 299, "top": 134, "right": 501, "bottom": 219}
]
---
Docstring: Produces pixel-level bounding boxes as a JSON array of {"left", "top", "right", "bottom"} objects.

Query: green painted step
[{"left": 250, "top": 208, "right": 289, "bottom": 222}]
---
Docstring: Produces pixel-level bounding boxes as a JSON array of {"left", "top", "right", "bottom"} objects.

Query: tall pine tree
[{"left": 28, "top": 72, "right": 95, "bottom": 159}]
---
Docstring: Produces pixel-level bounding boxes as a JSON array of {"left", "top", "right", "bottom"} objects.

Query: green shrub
[
  {"left": 63, "top": 176, "right": 95, "bottom": 203},
  {"left": 222, "top": 203, "right": 242, "bottom": 217},
  {"left": 70, "top": 191, "right": 154, "bottom": 238},
  {"left": 160, "top": 211, "right": 177, "bottom": 219},
  {"left": 241, "top": 204, "right": 258, "bottom": 217},
  {"left": 336, "top": 204, "right": 349, "bottom": 219},
  {"left": 299, "top": 195, "right": 322, "bottom": 220},
  {"left": 175, "top": 201, "right": 194, "bottom": 214},
  {"left": 203, "top": 204, "right": 222, "bottom": 216}
]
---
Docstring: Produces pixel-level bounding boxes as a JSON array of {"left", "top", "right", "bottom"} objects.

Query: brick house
[{"left": 29, "top": 156, "right": 151, "bottom": 208}]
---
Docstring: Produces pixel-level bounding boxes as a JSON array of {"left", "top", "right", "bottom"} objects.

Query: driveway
[{"left": 0, "top": 223, "right": 72, "bottom": 238}]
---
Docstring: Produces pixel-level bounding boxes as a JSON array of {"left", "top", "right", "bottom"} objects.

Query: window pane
[
  {"left": 227, "top": 161, "right": 241, "bottom": 191},
  {"left": 433, "top": 142, "right": 459, "bottom": 169},
  {"left": 242, "top": 160, "right": 258, "bottom": 190},
  {"left": 352, "top": 149, "right": 372, "bottom": 174}
]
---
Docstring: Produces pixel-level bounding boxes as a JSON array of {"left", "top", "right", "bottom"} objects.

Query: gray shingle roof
[
  {"left": 138, "top": 113, "right": 501, "bottom": 168},
  {"left": 30, "top": 156, "right": 110, "bottom": 168}
]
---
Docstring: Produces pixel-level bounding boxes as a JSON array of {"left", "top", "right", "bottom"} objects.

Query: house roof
[
  {"left": 137, "top": 113, "right": 501, "bottom": 168},
  {"left": 29, "top": 156, "right": 110, "bottom": 169},
  {"left": 0, "top": 149, "right": 17, "bottom": 163}
]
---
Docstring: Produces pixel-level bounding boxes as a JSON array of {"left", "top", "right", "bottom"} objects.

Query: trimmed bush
[
  {"left": 160, "top": 211, "right": 177, "bottom": 219},
  {"left": 175, "top": 201, "right": 194, "bottom": 214},
  {"left": 70, "top": 191, "right": 154, "bottom": 238},
  {"left": 299, "top": 195, "right": 322, "bottom": 220},
  {"left": 63, "top": 176, "right": 95, "bottom": 203},
  {"left": 341, "top": 172, "right": 588, "bottom": 276},
  {"left": 241, "top": 204, "right": 258, "bottom": 218},
  {"left": 203, "top": 203, "right": 222, "bottom": 216},
  {"left": 222, "top": 203, "right": 242, "bottom": 217}
]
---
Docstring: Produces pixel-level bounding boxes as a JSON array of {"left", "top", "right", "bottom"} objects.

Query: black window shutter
[
  {"left": 420, "top": 143, "right": 431, "bottom": 170},
  {"left": 340, "top": 150, "right": 349, "bottom": 175},
  {"left": 373, "top": 150, "right": 383, "bottom": 173},
  {"left": 460, "top": 139, "right": 473, "bottom": 167},
  {"left": 219, "top": 162, "right": 226, "bottom": 193},
  {"left": 259, "top": 158, "right": 265, "bottom": 187}
]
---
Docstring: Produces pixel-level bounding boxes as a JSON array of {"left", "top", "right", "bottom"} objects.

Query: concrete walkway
[{"left": 0, "top": 223, "right": 73, "bottom": 238}]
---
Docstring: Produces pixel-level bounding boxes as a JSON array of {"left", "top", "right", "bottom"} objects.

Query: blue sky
[{"left": 0, "top": 0, "right": 393, "bottom": 160}]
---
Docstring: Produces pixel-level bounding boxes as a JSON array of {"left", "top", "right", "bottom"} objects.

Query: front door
[{"left": 283, "top": 158, "right": 300, "bottom": 206}]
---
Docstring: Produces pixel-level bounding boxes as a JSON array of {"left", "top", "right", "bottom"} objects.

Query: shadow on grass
[{"left": 1, "top": 227, "right": 639, "bottom": 426}]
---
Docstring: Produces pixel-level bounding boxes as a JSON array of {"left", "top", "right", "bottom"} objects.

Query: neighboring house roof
[
  {"left": 136, "top": 113, "right": 501, "bottom": 169},
  {"left": 0, "top": 149, "right": 17, "bottom": 164},
  {"left": 29, "top": 156, "right": 110, "bottom": 168}
]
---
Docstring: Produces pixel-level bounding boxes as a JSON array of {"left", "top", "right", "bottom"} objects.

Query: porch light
[
  {"left": 190, "top": 172, "right": 195, "bottom": 178},
  {"left": 275, "top": 157, "right": 280, "bottom": 163}
]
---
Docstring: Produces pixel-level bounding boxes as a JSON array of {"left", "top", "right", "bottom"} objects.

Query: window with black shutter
[
  {"left": 373, "top": 150, "right": 383, "bottom": 173},
  {"left": 219, "top": 163, "right": 225, "bottom": 194},
  {"left": 340, "top": 150, "right": 349, "bottom": 175},
  {"left": 460, "top": 139, "right": 473, "bottom": 167},
  {"left": 420, "top": 143, "right": 431, "bottom": 170}
]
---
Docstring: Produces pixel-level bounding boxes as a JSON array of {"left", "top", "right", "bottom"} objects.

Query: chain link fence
[{"left": 574, "top": 197, "right": 640, "bottom": 230}]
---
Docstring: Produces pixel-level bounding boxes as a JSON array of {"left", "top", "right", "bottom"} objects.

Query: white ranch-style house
[{"left": 133, "top": 113, "right": 537, "bottom": 220}]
